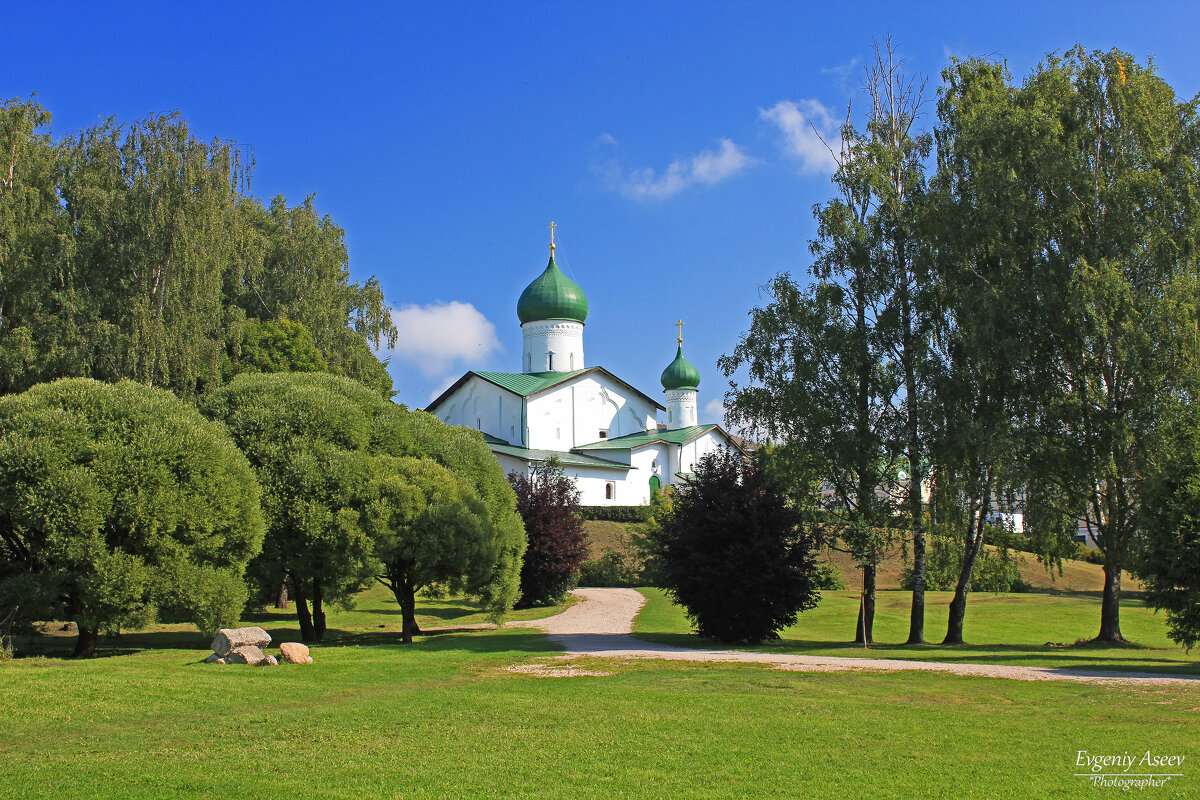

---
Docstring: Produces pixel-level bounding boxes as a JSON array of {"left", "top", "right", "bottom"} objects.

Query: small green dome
[
  {"left": 661, "top": 344, "right": 701, "bottom": 391},
  {"left": 517, "top": 256, "right": 589, "bottom": 324}
]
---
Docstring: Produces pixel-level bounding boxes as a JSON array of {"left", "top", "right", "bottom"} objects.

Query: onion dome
[
  {"left": 516, "top": 255, "right": 589, "bottom": 324},
  {"left": 661, "top": 344, "right": 701, "bottom": 390}
]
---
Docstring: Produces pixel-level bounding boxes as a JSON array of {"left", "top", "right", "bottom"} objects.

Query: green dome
[
  {"left": 517, "top": 256, "right": 589, "bottom": 324},
  {"left": 661, "top": 344, "right": 701, "bottom": 391}
]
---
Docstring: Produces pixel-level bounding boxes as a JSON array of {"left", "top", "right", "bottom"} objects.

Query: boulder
[
  {"left": 279, "top": 642, "right": 313, "bottom": 665},
  {"left": 211, "top": 627, "right": 271, "bottom": 657},
  {"left": 225, "top": 645, "right": 268, "bottom": 665},
  {"left": 203, "top": 653, "right": 226, "bottom": 665},
  {"left": 258, "top": 655, "right": 279, "bottom": 666}
]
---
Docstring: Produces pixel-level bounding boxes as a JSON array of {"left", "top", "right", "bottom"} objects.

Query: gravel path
[{"left": 505, "top": 588, "right": 1200, "bottom": 686}]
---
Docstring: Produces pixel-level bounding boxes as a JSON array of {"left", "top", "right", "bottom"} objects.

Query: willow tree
[
  {"left": 0, "top": 379, "right": 264, "bottom": 657},
  {"left": 0, "top": 97, "right": 69, "bottom": 395}
]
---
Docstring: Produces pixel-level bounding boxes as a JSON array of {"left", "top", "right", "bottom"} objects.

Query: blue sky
[{"left": 5, "top": 1, "right": 1199, "bottom": 417}]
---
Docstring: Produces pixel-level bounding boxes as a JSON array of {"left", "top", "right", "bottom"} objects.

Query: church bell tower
[
  {"left": 516, "top": 221, "right": 588, "bottom": 374},
  {"left": 660, "top": 321, "right": 700, "bottom": 429}
]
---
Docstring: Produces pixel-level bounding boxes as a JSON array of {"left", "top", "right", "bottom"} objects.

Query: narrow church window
[
  {"left": 599, "top": 429, "right": 608, "bottom": 439},
  {"left": 510, "top": 426, "right": 516, "bottom": 439},
  {"left": 605, "top": 482, "right": 615, "bottom": 500},
  {"left": 556, "top": 427, "right": 561, "bottom": 439},
  {"left": 570, "top": 352, "right": 575, "bottom": 370},
  {"left": 476, "top": 418, "right": 481, "bottom": 430},
  {"left": 652, "top": 459, "right": 658, "bottom": 469}
]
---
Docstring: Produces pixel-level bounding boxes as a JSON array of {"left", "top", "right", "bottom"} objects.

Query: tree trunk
[
  {"left": 312, "top": 577, "right": 326, "bottom": 642},
  {"left": 73, "top": 624, "right": 98, "bottom": 658},
  {"left": 389, "top": 580, "right": 423, "bottom": 645},
  {"left": 944, "top": 486, "right": 989, "bottom": 645},
  {"left": 1096, "top": 559, "right": 1126, "bottom": 643},
  {"left": 274, "top": 578, "right": 288, "bottom": 610},
  {"left": 293, "top": 577, "right": 316, "bottom": 642},
  {"left": 906, "top": 467, "right": 927, "bottom": 644},
  {"left": 854, "top": 565, "right": 876, "bottom": 644}
]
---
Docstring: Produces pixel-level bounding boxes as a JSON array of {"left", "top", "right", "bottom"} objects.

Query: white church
[{"left": 427, "top": 227, "right": 744, "bottom": 505}]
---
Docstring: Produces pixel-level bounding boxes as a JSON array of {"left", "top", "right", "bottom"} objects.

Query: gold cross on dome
[
  {"left": 548, "top": 221, "right": 557, "bottom": 253},
  {"left": 676, "top": 319, "right": 684, "bottom": 344}
]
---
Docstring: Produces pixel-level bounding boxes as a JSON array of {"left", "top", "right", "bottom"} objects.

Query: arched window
[{"left": 605, "top": 482, "right": 615, "bottom": 500}]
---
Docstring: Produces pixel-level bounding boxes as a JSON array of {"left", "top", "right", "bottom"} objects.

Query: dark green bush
[
  {"left": 900, "top": 528, "right": 1025, "bottom": 593},
  {"left": 577, "top": 553, "right": 642, "bottom": 587},
  {"left": 577, "top": 506, "right": 651, "bottom": 523},
  {"left": 812, "top": 562, "right": 847, "bottom": 590}
]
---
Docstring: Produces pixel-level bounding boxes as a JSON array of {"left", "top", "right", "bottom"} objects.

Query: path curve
[{"left": 505, "top": 588, "right": 1200, "bottom": 686}]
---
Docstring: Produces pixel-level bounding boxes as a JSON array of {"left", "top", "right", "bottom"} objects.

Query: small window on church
[
  {"left": 599, "top": 429, "right": 608, "bottom": 439},
  {"left": 510, "top": 426, "right": 516, "bottom": 439},
  {"left": 570, "top": 353, "right": 575, "bottom": 370},
  {"left": 476, "top": 418, "right": 481, "bottom": 430},
  {"left": 652, "top": 459, "right": 658, "bottom": 469},
  {"left": 605, "top": 482, "right": 615, "bottom": 500},
  {"left": 556, "top": 427, "right": 561, "bottom": 439}
]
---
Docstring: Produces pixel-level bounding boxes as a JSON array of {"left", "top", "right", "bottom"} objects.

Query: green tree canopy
[
  {"left": 0, "top": 102, "right": 396, "bottom": 399},
  {"left": 0, "top": 379, "right": 265, "bottom": 657},
  {"left": 368, "top": 456, "right": 498, "bottom": 643},
  {"left": 203, "top": 372, "right": 525, "bottom": 641},
  {"left": 645, "top": 450, "right": 822, "bottom": 644}
]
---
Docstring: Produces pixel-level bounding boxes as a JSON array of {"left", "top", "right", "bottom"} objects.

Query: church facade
[{"left": 426, "top": 230, "right": 742, "bottom": 505}]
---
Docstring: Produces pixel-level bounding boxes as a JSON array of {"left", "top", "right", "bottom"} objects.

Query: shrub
[
  {"left": 812, "top": 562, "right": 847, "bottom": 591},
  {"left": 577, "top": 553, "right": 643, "bottom": 587},
  {"left": 0, "top": 379, "right": 265, "bottom": 657},
  {"left": 509, "top": 459, "right": 587, "bottom": 607},
  {"left": 642, "top": 450, "right": 822, "bottom": 643},
  {"left": 577, "top": 506, "right": 652, "bottom": 523},
  {"left": 900, "top": 530, "right": 1026, "bottom": 593}
]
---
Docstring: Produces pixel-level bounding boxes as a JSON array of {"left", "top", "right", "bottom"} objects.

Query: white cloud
[
  {"left": 388, "top": 301, "right": 501, "bottom": 378},
  {"left": 595, "top": 132, "right": 619, "bottom": 147},
  {"left": 821, "top": 58, "right": 860, "bottom": 93},
  {"left": 702, "top": 397, "right": 728, "bottom": 425},
  {"left": 761, "top": 99, "right": 841, "bottom": 176},
  {"left": 614, "top": 138, "right": 754, "bottom": 201}
]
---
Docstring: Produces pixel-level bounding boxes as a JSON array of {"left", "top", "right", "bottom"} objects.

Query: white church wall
[
  {"left": 493, "top": 453, "right": 533, "bottom": 479},
  {"left": 434, "top": 378, "right": 524, "bottom": 445},
  {"left": 525, "top": 374, "right": 656, "bottom": 450},
  {"left": 674, "top": 430, "right": 728, "bottom": 479},
  {"left": 565, "top": 466, "right": 636, "bottom": 505}
]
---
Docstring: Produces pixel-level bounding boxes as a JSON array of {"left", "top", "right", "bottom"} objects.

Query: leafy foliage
[
  {"left": 201, "top": 372, "right": 392, "bottom": 641},
  {"left": 203, "top": 373, "right": 525, "bottom": 641},
  {"left": 0, "top": 379, "right": 264, "bottom": 656},
  {"left": 0, "top": 101, "right": 396, "bottom": 399},
  {"left": 509, "top": 460, "right": 587, "bottom": 607},
  {"left": 644, "top": 450, "right": 822, "bottom": 643},
  {"left": 1136, "top": 408, "right": 1200, "bottom": 650}
]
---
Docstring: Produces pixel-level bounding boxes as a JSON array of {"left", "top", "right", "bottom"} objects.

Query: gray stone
[
  {"left": 225, "top": 645, "right": 267, "bottom": 665},
  {"left": 203, "top": 653, "right": 226, "bottom": 665},
  {"left": 257, "top": 654, "right": 279, "bottom": 666},
  {"left": 210, "top": 627, "right": 271, "bottom": 656},
  {"left": 279, "top": 642, "right": 313, "bottom": 664}
]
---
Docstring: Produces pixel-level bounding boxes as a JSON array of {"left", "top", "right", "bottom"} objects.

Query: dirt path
[{"left": 504, "top": 588, "right": 1200, "bottom": 686}]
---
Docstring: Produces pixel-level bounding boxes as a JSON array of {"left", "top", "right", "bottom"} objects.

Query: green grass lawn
[
  {"left": 633, "top": 588, "right": 1200, "bottom": 674},
  {"left": 3, "top": 586, "right": 1199, "bottom": 799}
]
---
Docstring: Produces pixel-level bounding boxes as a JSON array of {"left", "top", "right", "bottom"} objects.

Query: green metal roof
[
  {"left": 425, "top": 367, "right": 666, "bottom": 413},
  {"left": 517, "top": 256, "right": 589, "bottom": 324},
  {"left": 472, "top": 369, "right": 589, "bottom": 396},
  {"left": 660, "top": 344, "right": 701, "bottom": 390},
  {"left": 574, "top": 424, "right": 718, "bottom": 451},
  {"left": 489, "top": 443, "right": 633, "bottom": 471}
]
